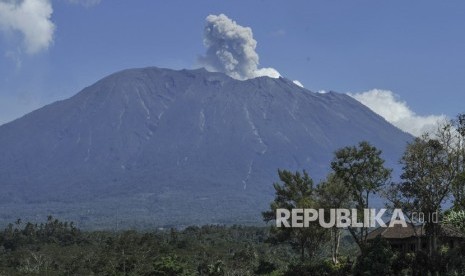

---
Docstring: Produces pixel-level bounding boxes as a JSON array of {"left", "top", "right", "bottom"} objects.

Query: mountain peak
[{"left": 0, "top": 66, "right": 412, "bottom": 228}]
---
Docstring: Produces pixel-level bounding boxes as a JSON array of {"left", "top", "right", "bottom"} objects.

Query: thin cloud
[
  {"left": 348, "top": 89, "right": 447, "bottom": 137},
  {"left": 5, "top": 49, "right": 22, "bottom": 69},
  {"left": 271, "top": 28, "right": 286, "bottom": 37},
  {"left": 0, "top": 0, "right": 55, "bottom": 54},
  {"left": 66, "top": 0, "right": 102, "bottom": 7},
  {"left": 199, "top": 14, "right": 280, "bottom": 80}
]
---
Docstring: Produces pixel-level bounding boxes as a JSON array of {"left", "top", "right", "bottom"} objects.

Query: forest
[{"left": 0, "top": 216, "right": 356, "bottom": 275}]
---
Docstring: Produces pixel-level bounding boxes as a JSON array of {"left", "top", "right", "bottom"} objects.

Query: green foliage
[
  {"left": 351, "top": 237, "right": 465, "bottom": 275},
  {"left": 262, "top": 170, "right": 329, "bottom": 262},
  {"left": 331, "top": 141, "right": 391, "bottom": 210},
  {"left": 283, "top": 258, "right": 352, "bottom": 276},
  {"left": 317, "top": 173, "right": 353, "bottom": 265},
  {"left": 254, "top": 259, "right": 277, "bottom": 275},
  {"left": 151, "top": 255, "right": 188, "bottom": 276},
  {"left": 386, "top": 128, "right": 462, "bottom": 269},
  {"left": 0, "top": 217, "right": 299, "bottom": 275},
  {"left": 353, "top": 238, "right": 396, "bottom": 276},
  {"left": 451, "top": 113, "right": 465, "bottom": 211},
  {"left": 331, "top": 141, "right": 391, "bottom": 252},
  {"left": 444, "top": 210, "right": 465, "bottom": 233},
  {"left": 263, "top": 170, "right": 315, "bottom": 214},
  {"left": 399, "top": 136, "right": 454, "bottom": 214},
  {"left": 317, "top": 173, "right": 352, "bottom": 210},
  {"left": 443, "top": 242, "right": 465, "bottom": 275},
  {"left": 0, "top": 216, "right": 83, "bottom": 253}
]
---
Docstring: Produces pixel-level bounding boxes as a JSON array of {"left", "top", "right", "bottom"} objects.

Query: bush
[
  {"left": 254, "top": 259, "right": 277, "bottom": 274},
  {"left": 283, "top": 259, "right": 351, "bottom": 276},
  {"left": 353, "top": 238, "right": 395, "bottom": 275},
  {"left": 150, "top": 255, "right": 187, "bottom": 276}
]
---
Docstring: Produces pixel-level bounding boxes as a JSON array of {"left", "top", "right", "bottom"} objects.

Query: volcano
[{"left": 0, "top": 67, "right": 412, "bottom": 228}]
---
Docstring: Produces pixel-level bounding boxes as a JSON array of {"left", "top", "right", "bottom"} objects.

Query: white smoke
[
  {"left": 199, "top": 14, "right": 280, "bottom": 80},
  {"left": 0, "top": 0, "right": 55, "bottom": 54},
  {"left": 348, "top": 89, "right": 447, "bottom": 137}
]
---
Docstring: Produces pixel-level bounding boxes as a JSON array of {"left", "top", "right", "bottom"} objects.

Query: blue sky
[{"left": 0, "top": 0, "right": 464, "bottom": 135}]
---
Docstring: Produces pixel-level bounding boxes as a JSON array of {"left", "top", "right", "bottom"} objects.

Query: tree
[
  {"left": 331, "top": 141, "right": 392, "bottom": 252},
  {"left": 262, "top": 170, "right": 328, "bottom": 262},
  {"left": 384, "top": 118, "right": 465, "bottom": 276},
  {"left": 316, "top": 173, "right": 352, "bottom": 265},
  {"left": 396, "top": 134, "right": 458, "bottom": 257},
  {"left": 449, "top": 114, "right": 465, "bottom": 210},
  {"left": 151, "top": 255, "right": 188, "bottom": 276}
]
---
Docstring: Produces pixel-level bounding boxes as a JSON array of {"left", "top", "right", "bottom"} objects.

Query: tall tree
[
  {"left": 331, "top": 141, "right": 392, "bottom": 252},
  {"left": 262, "top": 170, "right": 328, "bottom": 262},
  {"left": 389, "top": 124, "right": 462, "bottom": 258},
  {"left": 317, "top": 173, "right": 352, "bottom": 264},
  {"left": 449, "top": 113, "right": 465, "bottom": 210}
]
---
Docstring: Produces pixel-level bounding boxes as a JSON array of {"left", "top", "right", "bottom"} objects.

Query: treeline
[
  {"left": 0, "top": 216, "right": 464, "bottom": 275},
  {"left": 0, "top": 216, "right": 357, "bottom": 275}
]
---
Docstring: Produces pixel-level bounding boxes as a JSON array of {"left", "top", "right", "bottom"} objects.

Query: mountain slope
[{"left": 0, "top": 67, "right": 412, "bottom": 228}]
